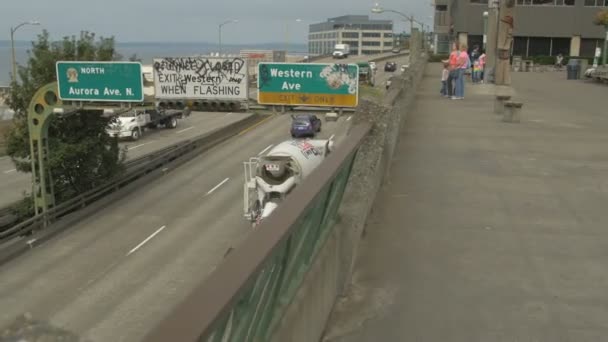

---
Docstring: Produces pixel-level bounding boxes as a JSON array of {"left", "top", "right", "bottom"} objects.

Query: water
[{"left": 0, "top": 41, "right": 308, "bottom": 86}]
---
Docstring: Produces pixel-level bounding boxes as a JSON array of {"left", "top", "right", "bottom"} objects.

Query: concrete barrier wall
[{"left": 270, "top": 48, "right": 428, "bottom": 342}]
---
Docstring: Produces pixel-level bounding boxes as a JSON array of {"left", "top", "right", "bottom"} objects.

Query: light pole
[
  {"left": 483, "top": 11, "right": 489, "bottom": 51},
  {"left": 10, "top": 20, "right": 40, "bottom": 84},
  {"left": 603, "top": 25, "right": 608, "bottom": 66},
  {"left": 285, "top": 18, "right": 303, "bottom": 54},
  {"left": 218, "top": 19, "right": 238, "bottom": 56},
  {"left": 371, "top": 3, "right": 424, "bottom": 35}
]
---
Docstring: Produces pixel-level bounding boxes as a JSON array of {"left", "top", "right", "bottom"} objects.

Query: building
[
  {"left": 240, "top": 50, "right": 286, "bottom": 78},
  {"left": 308, "top": 15, "right": 394, "bottom": 56},
  {"left": 433, "top": 0, "right": 607, "bottom": 57}
]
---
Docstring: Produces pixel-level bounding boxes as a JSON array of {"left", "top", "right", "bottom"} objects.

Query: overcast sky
[{"left": 2, "top": 0, "right": 433, "bottom": 44}]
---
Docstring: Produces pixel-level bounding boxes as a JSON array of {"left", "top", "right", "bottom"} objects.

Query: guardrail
[
  {"left": 0, "top": 114, "right": 263, "bottom": 248},
  {"left": 144, "top": 122, "right": 372, "bottom": 342}
]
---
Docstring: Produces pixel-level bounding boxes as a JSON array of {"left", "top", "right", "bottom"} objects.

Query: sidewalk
[{"left": 323, "top": 64, "right": 608, "bottom": 342}]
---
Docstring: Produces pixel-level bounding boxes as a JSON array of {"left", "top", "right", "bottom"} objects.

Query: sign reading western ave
[
  {"left": 56, "top": 62, "right": 144, "bottom": 102},
  {"left": 152, "top": 57, "right": 248, "bottom": 100},
  {"left": 257, "top": 63, "right": 359, "bottom": 107}
]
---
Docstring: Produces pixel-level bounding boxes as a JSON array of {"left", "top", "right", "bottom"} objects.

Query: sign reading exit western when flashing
[
  {"left": 56, "top": 61, "right": 144, "bottom": 102},
  {"left": 257, "top": 63, "right": 359, "bottom": 108}
]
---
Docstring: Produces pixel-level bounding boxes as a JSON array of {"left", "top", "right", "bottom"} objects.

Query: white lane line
[
  {"left": 126, "top": 225, "right": 166, "bottom": 256},
  {"left": 346, "top": 116, "right": 352, "bottom": 121},
  {"left": 127, "top": 142, "right": 152, "bottom": 150},
  {"left": 329, "top": 134, "right": 335, "bottom": 141},
  {"left": 177, "top": 126, "right": 195, "bottom": 134},
  {"left": 258, "top": 144, "right": 274, "bottom": 156},
  {"left": 206, "top": 177, "right": 230, "bottom": 196},
  {"left": 3, "top": 169, "right": 16, "bottom": 174}
]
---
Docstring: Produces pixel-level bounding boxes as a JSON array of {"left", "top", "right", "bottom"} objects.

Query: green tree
[{"left": 5, "top": 30, "right": 126, "bottom": 204}]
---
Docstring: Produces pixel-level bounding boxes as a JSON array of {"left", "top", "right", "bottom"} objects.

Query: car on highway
[
  {"left": 384, "top": 62, "right": 397, "bottom": 72},
  {"left": 290, "top": 114, "right": 322, "bottom": 138}
]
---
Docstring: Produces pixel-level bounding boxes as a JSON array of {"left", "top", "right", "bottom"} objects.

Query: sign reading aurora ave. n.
[
  {"left": 257, "top": 63, "right": 359, "bottom": 107},
  {"left": 56, "top": 61, "right": 144, "bottom": 102}
]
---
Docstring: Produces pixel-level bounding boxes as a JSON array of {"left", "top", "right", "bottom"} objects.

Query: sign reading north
[
  {"left": 152, "top": 57, "right": 248, "bottom": 100},
  {"left": 257, "top": 63, "right": 359, "bottom": 107},
  {"left": 56, "top": 62, "right": 143, "bottom": 102}
]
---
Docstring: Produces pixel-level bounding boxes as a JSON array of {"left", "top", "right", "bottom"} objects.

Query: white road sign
[{"left": 152, "top": 57, "right": 248, "bottom": 100}]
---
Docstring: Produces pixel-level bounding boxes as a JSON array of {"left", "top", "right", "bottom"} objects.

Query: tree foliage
[
  {"left": 593, "top": 9, "right": 608, "bottom": 26},
  {"left": 5, "top": 30, "right": 126, "bottom": 203}
]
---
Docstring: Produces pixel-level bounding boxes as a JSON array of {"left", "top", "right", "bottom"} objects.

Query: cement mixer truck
[{"left": 243, "top": 138, "right": 334, "bottom": 226}]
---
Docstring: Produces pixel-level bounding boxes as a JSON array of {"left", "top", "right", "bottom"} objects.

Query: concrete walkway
[{"left": 323, "top": 64, "right": 608, "bottom": 342}]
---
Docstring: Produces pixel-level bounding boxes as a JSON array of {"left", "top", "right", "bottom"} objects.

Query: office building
[
  {"left": 308, "top": 15, "right": 394, "bottom": 56},
  {"left": 433, "top": 0, "right": 607, "bottom": 57}
]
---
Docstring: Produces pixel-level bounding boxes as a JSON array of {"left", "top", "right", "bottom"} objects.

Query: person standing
[
  {"left": 445, "top": 42, "right": 460, "bottom": 98},
  {"left": 453, "top": 43, "right": 469, "bottom": 100},
  {"left": 478, "top": 50, "right": 487, "bottom": 83},
  {"left": 440, "top": 62, "right": 449, "bottom": 97}
]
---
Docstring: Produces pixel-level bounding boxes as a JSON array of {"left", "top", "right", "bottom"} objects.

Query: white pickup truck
[{"left": 106, "top": 109, "right": 187, "bottom": 141}]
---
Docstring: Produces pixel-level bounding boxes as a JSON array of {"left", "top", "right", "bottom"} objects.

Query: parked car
[
  {"left": 384, "top": 62, "right": 397, "bottom": 72},
  {"left": 392, "top": 47, "right": 402, "bottom": 53},
  {"left": 290, "top": 114, "right": 322, "bottom": 138}
]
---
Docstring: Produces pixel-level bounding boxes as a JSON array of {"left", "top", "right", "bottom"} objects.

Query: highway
[
  {"left": 0, "top": 113, "right": 353, "bottom": 341},
  {"left": 0, "top": 111, "right": 250, "bottom": 208}
]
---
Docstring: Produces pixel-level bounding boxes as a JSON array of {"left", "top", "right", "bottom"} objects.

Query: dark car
[
  {"left": 384, "top": 62, "right": 397, "bottom": 72},
  {"left": 290, "top": 114, "right": 322, "bottom": 138}
]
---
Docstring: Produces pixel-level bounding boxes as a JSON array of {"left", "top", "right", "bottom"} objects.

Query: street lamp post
[
  {"left": 218, "top": 19, "right": 238, "bottom": 56},
  {"left": 483, "top": 11, "right": 489, "bottom": 51},
  {"left": 10, "top": 20, "right": 40, "bottom": 84},
  {"left": 371, "top": 3, "right": 423, "bottom": 34},
  {"left": 285, "top": 18, "right": 303, "bottom": 55}
]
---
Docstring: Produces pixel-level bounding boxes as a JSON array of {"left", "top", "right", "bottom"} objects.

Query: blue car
[{"left": 290, "top": 114, "right": 322, "bottom": 138}]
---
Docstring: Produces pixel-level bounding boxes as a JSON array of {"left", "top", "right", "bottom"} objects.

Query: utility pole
[
  {"left": 485, "top": 0, "right": 499, "bottom": 84},
  {"left": 494, "top": 0, "right": 515, "bottom": 85}
]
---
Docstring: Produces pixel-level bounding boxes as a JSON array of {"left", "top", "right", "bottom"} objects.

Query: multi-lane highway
[
  {"left": 0, "top": 111, "right": 250, "bottom": 208},
  {"left": 0, "top": 113, "right": 353, "bottom": 341},
  {"left": 0, "top": 52, "right": 410, "bottom": 340}
]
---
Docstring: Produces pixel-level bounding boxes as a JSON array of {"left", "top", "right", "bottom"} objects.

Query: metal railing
[
  {"left": 0, "top": 114, "right": 262, "bottom": 245},
  {"left": 144, "top": 122, "right": 372, "bottom": 342}
]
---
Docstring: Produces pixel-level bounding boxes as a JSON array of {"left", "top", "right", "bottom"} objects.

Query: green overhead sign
[
  {"left": 257, "top": 63, "right": 359, "bottom": 107},
  {"left": 56, "top": 61, "right": 144, "bottom": 102}
]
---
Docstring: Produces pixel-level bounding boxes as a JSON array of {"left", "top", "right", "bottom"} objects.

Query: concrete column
[
  {"left": 458, "top": 32, "right": 468, "bottom": 48},
  {"left": 570, "top": 35, "right": 581, "bottom": 57}
]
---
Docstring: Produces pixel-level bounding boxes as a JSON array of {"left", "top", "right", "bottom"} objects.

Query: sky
[{"left": 1, "top": 0, "right": 433, "bottom": 44}]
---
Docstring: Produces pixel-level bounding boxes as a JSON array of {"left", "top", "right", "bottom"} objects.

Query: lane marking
[
  {"left": 238, "top": 115, "right": 275, "bottom": 136},
  {"left": 329, "top": 134, "right": 335, "bottom": 141},
  {"left": 177, "top": 126, "right": 195, "bottom": 134},
  {"left": 126, "top": 225, "right": 166, "bottom": 256},
  {"left": 206, "top": 178, "right": 230, "bottom": 196},
  {"left": 346, "top": 116, "right": 352, "bottom": 121},
  {"left": 127, "top": 142, "right": 152, "bottom": 151},
  {"left": 258, "top": 144, "right": 274, "bottom": 156},
  {"left": 3, "top": 169, "right": 16, "bottom": 174}
]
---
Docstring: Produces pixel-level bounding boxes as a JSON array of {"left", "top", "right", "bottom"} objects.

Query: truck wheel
[
  {"left": 131, "top": 129, "right": 140, "bottom": 141},
  {"left": 167, "top": 116, "right": 178, "bottom": 129}
]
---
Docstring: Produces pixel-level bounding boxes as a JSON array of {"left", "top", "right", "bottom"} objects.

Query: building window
[
  {"left": 362, "top": 32, "right": 381, "bottom": 38},
  {"left": 362, "top": 41, "right": 381, "bottom": 46},
  {"left": 581, "top": 38, "right": 602, "bottom": 56},
  {"left": 342, "top": 32, "right": 359, "bottom": 38},
  {"left": 584, "top": 0, "right": 608, "bottom": 5},
  {"left": 470, "top": 0, "right": 486, "bottom": 3},
  {"left": 384, "top": 33, "right": 393, "bottom": 38},
  {"left": 384, "top": 41, "right": 393, "bottom": 46},
  {"left": 517, "top": 0, "right": 574, "bottom": 4}
]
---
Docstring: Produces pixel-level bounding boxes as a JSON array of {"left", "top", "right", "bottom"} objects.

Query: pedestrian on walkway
[
  {"left": 440, "top": 62, "right": 449, "bottom": 96},
  {"left": 478, "top": 50, "right": 486, "bottom": 83},
  {"left": 445, "top": 42, "right": 460, "bottom": 98},
  {"left": 453, "top": 43, "right": 469, "bottom": 100}
]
